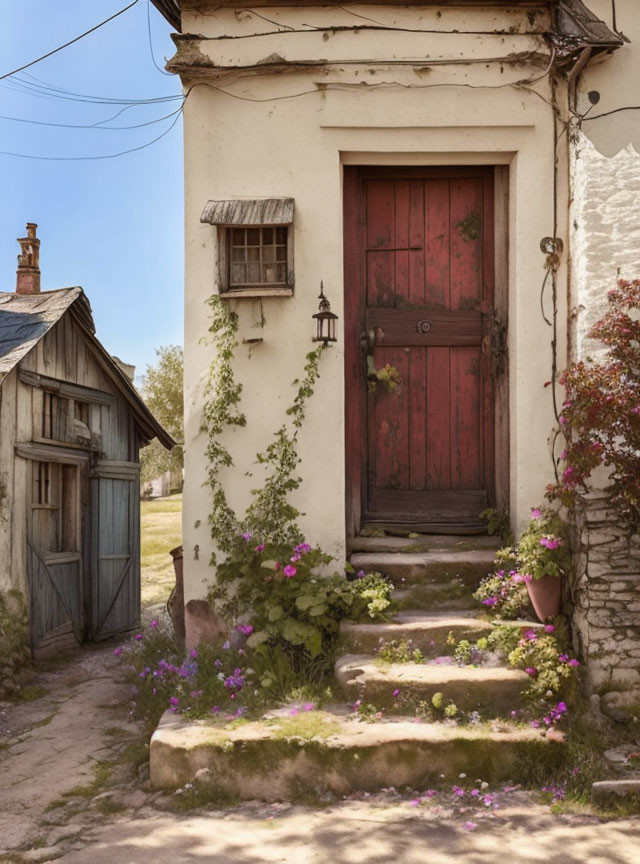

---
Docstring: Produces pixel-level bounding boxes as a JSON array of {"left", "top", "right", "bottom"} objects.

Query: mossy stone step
[
  {"left": 392, "top": 582, "right": 478, "bottom": 612},
  {"left": 351, "top": 550, "right": 495, "bottom": 588},
  {"left": 150, "top": 708, "right": 564, "bottom": 800},
  {"left": 349, "top": 534, "right": 500, "bottom": 555},
  {"left": 340, "top": 611, "right": 493, "bottom": 655},
  {"left": 335, "top": 655, "right": 528, "bottom": 715}
]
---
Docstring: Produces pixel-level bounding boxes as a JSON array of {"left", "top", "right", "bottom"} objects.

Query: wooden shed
[{"left": 0, "top": 224, "right": 175, "bottom": 656}]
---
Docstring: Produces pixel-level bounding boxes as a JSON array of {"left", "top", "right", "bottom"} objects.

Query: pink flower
[
  {"left": 235, "top": 624, "right": 254, "bottom": 635},
  {"left": 149, "top": 619, "right": 159, "bottom": 629},
  {"left": 190, "top": 649, "right": 198, "bottom": 658},
  {"left": 463, "top": 822, "right": 478, "bottom": 831},
  {"left": 540, "top": 536, "right": 561, "bottom": 550},
  {"left": 303, "top": 703, "right": 314, "bottom": 711},
  {"left": 134, "top": 633, "right": 143, "bottom": 641},
  {"left": 113, "top": 647, "right": 123, "bottom": 656},
  {"left": 254, "top": 544, "right": 265, "bottom": 553},
  {"left": 242, "top": 532, "right": 252, "bottom": 541},
  {"left": 283, "top": 564, "right": 297, "bottom": 578},
  {"left": 393, "top": 689, "right": 400, "bottom": 699},
  {"left": 544, "top": 624, "right": 556, "bottom": 633},
  {"left": 568, "top": 658, "right": 580, "bottom": 668},
  {"left": 531, "top": 508, "right": 542, "bottom": 519},
  {"left": 525, "top": 667, "right": 538, "bottom": 677}
]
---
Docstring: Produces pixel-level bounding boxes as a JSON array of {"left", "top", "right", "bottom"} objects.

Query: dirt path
[{"left": 1, "top": 643, "right": 640, "bottom": 864}]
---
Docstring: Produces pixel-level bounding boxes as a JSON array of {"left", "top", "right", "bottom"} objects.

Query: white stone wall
[
  {"left": 570, "top": 133, "right": 640, "bottom": 360},
  {"left": 568, "top": 1, "right": 640, "bottom": 717}
]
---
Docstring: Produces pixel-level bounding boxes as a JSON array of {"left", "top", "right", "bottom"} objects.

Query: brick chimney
[{"left": 16, "top": 222, "right": 41, "bottom": 295}]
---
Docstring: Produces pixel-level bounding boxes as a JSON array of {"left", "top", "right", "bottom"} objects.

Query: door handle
[{"left": 360, "top": 329, "right": 377, "bottom": 353}]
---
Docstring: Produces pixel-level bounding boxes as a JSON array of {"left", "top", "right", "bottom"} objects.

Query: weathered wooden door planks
[{"left": 344, "top": 167, "right": 497, "bottom": 534}]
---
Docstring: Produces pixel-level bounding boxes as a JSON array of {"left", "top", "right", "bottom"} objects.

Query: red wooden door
[{"left": 344, "top": 167, "right": 495, "bottom": 534}]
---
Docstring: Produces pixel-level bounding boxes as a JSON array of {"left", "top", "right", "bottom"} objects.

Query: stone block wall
[{"left": 572, "top": 491, "right": 640, "bottom": 721}]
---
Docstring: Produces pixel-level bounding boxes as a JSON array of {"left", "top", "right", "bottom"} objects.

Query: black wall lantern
[{"left": 312, "top": 281, "right": 338, "bottom": 345}]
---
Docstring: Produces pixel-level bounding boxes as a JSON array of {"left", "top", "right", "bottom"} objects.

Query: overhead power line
[{"left": 0, "top": 0, "right": 141, "bottom": 82}]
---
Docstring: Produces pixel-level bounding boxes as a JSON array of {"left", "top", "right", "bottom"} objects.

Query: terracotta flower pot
[{"left": 526, "top": 574, "right": 562, "bottom": 623}]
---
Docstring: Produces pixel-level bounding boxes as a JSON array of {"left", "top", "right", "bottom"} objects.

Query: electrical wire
[
  {"left": 0, "top": 106, "right": 183, "bottom": 160},
  {"left": 582, "top": 105, "right": 640, "bottom": 121},
  {"left": 0, "top": 104, "right": 184, "bottom": 131},
  {"left": 3, "top": 74, "right": 182, "bottom": 106},
  {"left": 147, "top": 0, "right": 173, "bottom": 76},
  {"left": 0, "top": 0, "right": 141, "bottom": 82}
]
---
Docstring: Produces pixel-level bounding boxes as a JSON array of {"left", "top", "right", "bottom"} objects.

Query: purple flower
[
  {"left": 190, "top": 649, "right": 198, "bottom": 658},
  {"left": 283, "top": 564, "right": 297, "bottom": 578},
  {"left": 235, "top": 624, "right": 254, "bottom": 635},
  {"left": 463, "top": 822, "right": 478, "bottom": 831},
  {"left": 170, "top": 696, "right": 180, "bottom": 706},
  {"left": 149, "top": 619, "right": 159, "bottom": 629},
  {"left": 242, "top": 532, "right": 252, "bottom": 541},
  {"left": 222, "top": 640, "right": 231, "bottom": 650},
  {"left": 556, "top": 701, "right": 568, "bottom": 713},
  {"left": 355, "top": 569, "right": 366, "bottom": 580},
  {"left": 303, "top": 702, "right": 314, "bottom": 712},
  {"left": 452, "top": 786, "right": 465, "bottom": 798},
  {"left": 295, "top": 543, "right": 311, "bottom": 555},
  {"left": 482, "top": 597, "right": 498, "bottom": 607},
  {"left": 223, "top": 668, "right": 245, "bottom": 691},
  {"left": 525, "top": 667, "right": 538, "bottom": 677},
  {"left": 531, "top": 508, "right": 542, "bottom": 519},
  {"left": 544, "top": 624, "right": 556, "bottom": 633},
  {"left": 393, "top": 689, "right": 400, "bottom": 700},
  {"left": 113, "top": 647, "right": 123, "bottom": 656},
  {"left": 211, "top": 705, "right": 220, "bottom": 714},
  {"left": 524, "top": 629, "right": 537, "bottom": 641},
  {"left": 134, "top": 633, "right": 143, "bottom": 641},
  {"left": 568, "top": 658, "right": 580, "bottom": 668},
  {"left": 530, "top": 720, "right": 540, "bottom": 728},
  {"left": 254, "top": 544, "right": 265, "bottom": 553},
  {"left": 558, "top": 653, "right": 569, "bottom": 663}
]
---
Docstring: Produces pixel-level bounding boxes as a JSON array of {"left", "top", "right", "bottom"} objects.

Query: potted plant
[{"left": 513, "top": 508, "right": 570, "bottom": 622}]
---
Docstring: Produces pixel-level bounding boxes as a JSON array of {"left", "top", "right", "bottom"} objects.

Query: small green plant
[
  {"left": 366, "top": 357, "right": 402, "bottom": 393},
  {"left": 0, "top": 590, "right": 30, "bottom": 696},
  {"left": 377, "top": 638, "right": 423, "bottom": 664},
  {"left": 479, "top": 507, "right": 514, "bottom": 546}
]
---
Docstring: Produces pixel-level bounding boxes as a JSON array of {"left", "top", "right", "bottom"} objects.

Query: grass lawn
[{"left": 140, "top": 493, "right": 182, "bottom": 610}]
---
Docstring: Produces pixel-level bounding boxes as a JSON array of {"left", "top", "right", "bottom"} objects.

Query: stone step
[
  {"left": 351, "top": 549, "right": 496, "bottom": 588},
  {"left": 335, "top": 655, "right": 528, "bottom": 715},
  {"left": 349, "top": 534, "right": 501, "bottom": 555},
  {"left": 150, "top": 708, "right": 563, "bottom": 800},
  {"left": 340, "top": 611, "right": 493, "bottom": 655},
  {"left": 392, "top": 582, "right": 478, "bottom": 612}
]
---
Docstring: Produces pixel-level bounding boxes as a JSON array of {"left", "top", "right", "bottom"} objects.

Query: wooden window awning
[{"left": 201, "top": 198, "right": 294, "bottom": 226}]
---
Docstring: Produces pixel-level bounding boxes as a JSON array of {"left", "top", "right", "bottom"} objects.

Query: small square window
[
  {"left": 201, "top": 198, "right": 294, "bottom": 298},
  {"left": 219, "top": 224, "right": 293, "bottom": 297}
]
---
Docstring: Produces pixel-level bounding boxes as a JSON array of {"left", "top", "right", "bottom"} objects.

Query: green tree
[{"left": 140, "top": 345, "right": 183, "bottom": 488}]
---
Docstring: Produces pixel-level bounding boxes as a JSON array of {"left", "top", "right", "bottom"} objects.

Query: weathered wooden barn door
[
  {"left": 25, "top": 453, "right": 88, "bottom": 655},
  {"left": 90, "top": 461, "right": 141, "bottom": 640},
  {"left": 344, "top": 167, "right": 496, "bottom": 534}
]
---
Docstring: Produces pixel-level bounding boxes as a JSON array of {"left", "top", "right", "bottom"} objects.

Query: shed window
[
  {"left": 42, "top": 392, "right": 69, "bottom": 441},
  {"left": 200, "top": 198, "right": 294, "bottom": 298},
  {"left": 33, "top": 461, "right": 51, "bottom": 506}
]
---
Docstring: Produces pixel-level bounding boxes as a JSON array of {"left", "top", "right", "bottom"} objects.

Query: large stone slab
[
  {"left": 335, "top": 655, "right": 528, "bottom": 714},
  {"left": 351, "top": 549, "right": 496, "bottom": 588},
  {"left": 340, "top": 611, "right": 493, "bottom": 655},
  {"left": 150, "top": 709, "right": 563, "bottom": 800},
  {"left": 349, "top": 535, "right": 500, "bottom": 554}
]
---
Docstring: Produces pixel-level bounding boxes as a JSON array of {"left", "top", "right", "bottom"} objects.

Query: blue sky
[{"left": 1, "top": 0, "right": 183, "bottom": 380}]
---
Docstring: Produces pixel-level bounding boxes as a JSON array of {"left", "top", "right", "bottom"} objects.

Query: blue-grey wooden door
[
  {"left": 27, "top": 458, "right": 86, "bottom": 655},
  {"left": 90, "top": 461, "right": 140, "bottom": 639}
]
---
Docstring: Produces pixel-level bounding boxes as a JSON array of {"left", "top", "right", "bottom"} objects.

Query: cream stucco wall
[{"left": 177, "top": 4, "right": 568, "bottom": 603}]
